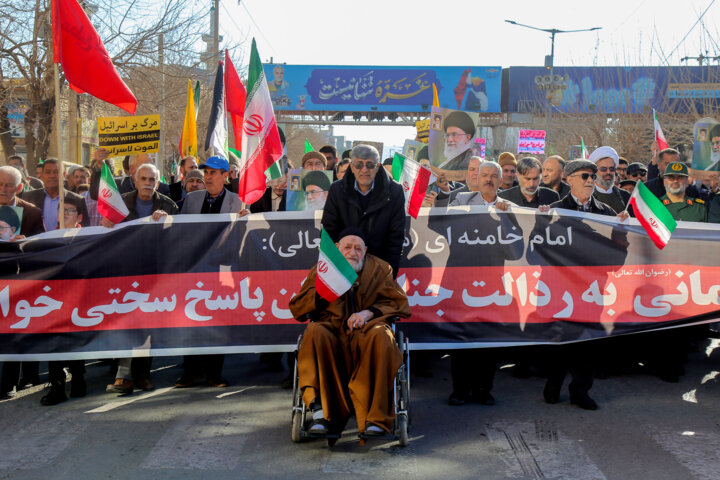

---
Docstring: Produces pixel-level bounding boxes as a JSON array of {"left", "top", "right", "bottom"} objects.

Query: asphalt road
[{"left": 1, "top": 337, "right": 719, "bottom": 480}]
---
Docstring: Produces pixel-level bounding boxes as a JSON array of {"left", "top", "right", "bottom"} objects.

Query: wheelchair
[{"left": 290, "top": 318, "right": 410, "bottom": 447}]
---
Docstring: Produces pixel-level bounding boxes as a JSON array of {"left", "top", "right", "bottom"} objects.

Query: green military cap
[{"left": 664, "top": 162, "right": 689, "bottom": 176}]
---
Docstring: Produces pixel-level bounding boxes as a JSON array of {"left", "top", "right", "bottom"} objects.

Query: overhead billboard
[
  {"left": 263, "top": 64, "right": 502, "bottom": 113},
  {"left": 504, "top": 66, "right": 720, "bottom": 114}
]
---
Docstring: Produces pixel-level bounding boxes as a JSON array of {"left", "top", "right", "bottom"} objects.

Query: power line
[
  {"left": 665, "top": 0, "right": 717, "bottom": 60},
  {"left": 236, "top": 0, "right": 276, "bottom": 57}
]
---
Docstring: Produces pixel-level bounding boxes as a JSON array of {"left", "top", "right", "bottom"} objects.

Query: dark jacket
[
  {"left": 121, "top": 190, "right": 178, "bottom": 222},
  {"left": 168, "top": 181, "right": 184, "bottom": 202},
  {"left": 15, "top": 197, "right": 45, "bottom": 237},
  {"left": 249, "top": 187, "right": 286, "bottom": 213},
  {"left": 593, "top": 186, "right": 630, "bottom": 215},
  {"left": 551, "top": 193, "right": 617, "bottom": 216},
  {"left": 541, "top": 181, "right": 571, "bottom": 199},
  {"left": 498, "top": 185, "right": 559, "bottom": 208},
  {"left": 321, "top": 168, "right": 406, "bottom": 277},
  {"left": 20, "top": 188, "right": 90, "bottom": 227}
]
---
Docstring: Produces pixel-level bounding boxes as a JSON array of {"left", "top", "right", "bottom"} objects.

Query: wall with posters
[
  {"left": 503, "top": 66, "right": 720, "bottom": 114},
  {"left": 263, "top": 65, "right": 502, "bottom": 113}
]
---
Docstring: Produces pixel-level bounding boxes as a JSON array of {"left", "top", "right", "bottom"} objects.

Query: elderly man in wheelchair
[{"left": 289, "top": 227, "right": 410, "bottom": 439}]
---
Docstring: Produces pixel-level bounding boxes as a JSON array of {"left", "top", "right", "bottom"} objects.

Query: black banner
[{"left": 1, "top": 207, "right": 719, "bottom": 360}]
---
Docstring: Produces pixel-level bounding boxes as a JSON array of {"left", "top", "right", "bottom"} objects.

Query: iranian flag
[
  {"left": 315, "top": 229, "right": 358, "bottom": 302},
  {"left": 653, "top": 109, "right": 670, "bottom": 151},
  {"left": 580, "top": 137, "right": 589, "bottom": 159},
  {"left": 97, "top": 163, "right": 129, "bottom": 223},
  {"left": 392, "top": 153, "right": 431, "bottom": 218},
  {"left": 628, "top": 181, "right": 677, "bottom": 250},
  {"left": 238, "top": 38, "right": 283, "bottom": 204}
]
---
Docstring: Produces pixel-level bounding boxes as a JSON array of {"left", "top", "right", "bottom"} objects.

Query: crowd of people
[{"left": 1, "top": 137, "right": 717, "bottom": 439}]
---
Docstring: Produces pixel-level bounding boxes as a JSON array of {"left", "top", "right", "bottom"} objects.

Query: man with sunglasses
[
  {"left": 322, "top": 144, "right": 405, "bottom": 279},
  {"left": 588, "top": 146, "right": 630, "bottom": 214},
  {"left": 626, "top": 162, "right": 647, "bottom": 183},
  {"left": 540, "top": 159, "right": 626, "bottom": 411}
]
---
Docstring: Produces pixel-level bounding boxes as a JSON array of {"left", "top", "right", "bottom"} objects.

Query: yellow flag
[
  {"left": 432, "top": 83, "right": 439, "bottom": 108},
  {"left": 180, "top": 79, "right": 197, "bottom": 157}
]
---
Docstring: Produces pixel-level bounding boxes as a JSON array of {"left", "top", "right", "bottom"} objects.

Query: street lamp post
[{"left": 505, "top": 20, "right": 601, "bottom": 147}]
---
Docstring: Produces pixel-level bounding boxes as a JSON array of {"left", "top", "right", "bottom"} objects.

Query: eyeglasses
[
  {"left": 570, "top": 173, "right": 597, "bottom": 181},
  {"left": 304, "top": 189, "right": 324, "bottom": 198},
  {"left": 351, "top": 161, "right": 377, "bottom": 171},
  {"left": 629, "top": 172, "right": 646, "bottom": 177},
  {"left": 444, "top": 132, "right": 470, "bottom": 140},
  {"left": 63, "top": 208, "right": 78, "bottom": 214},
  {"left": 598, "top": 166, "right": 616, "bottom": 173}
]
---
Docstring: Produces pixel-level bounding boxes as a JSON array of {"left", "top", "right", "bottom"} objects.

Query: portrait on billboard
[{"left": 692, "top": 118, "right": 720, "bottom": 177}]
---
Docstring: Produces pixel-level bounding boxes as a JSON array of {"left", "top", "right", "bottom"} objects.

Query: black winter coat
[{"left": 321, "top": 168, "right": 406, "bottom": 277}]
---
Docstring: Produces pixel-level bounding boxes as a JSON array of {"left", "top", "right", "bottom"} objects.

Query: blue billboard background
[
  {"left": 503, "top": 66, "right": 720, "bottom": 114},
  {"left": 263, "top": 65, "right": 502, "bottom": 113}
]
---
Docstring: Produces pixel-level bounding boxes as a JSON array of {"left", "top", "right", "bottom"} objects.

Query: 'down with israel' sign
[{"left": 98, "top": 115, "right": 161, "bottom": 156}]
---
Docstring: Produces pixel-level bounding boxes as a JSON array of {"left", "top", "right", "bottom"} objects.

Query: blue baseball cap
[{"left": 200, "top": 155, "right": 229, "bottom": 172}]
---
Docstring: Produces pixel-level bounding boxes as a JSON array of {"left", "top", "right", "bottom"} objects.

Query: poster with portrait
[
  {"left": 0, "top": 206, "right": 23, "bottom": 242},
  {"left": 427, "top": 106, "right": 481, "bottom": 181},
  {"left": 285, "top": 169, "right": 333, "bottom": 211},
  {"left": 692, "top": 117, "right": 720, "bottom": 181},
  {"left": 403, "top": 139, "right": 423, "bottom": 160}
]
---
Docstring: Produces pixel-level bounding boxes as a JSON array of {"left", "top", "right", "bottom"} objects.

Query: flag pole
[{"left": 54, "top": 62, "right": 65, "bottom": 229}]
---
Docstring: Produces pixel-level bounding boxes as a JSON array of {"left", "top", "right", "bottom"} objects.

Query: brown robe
[{"left": 289, "top": 254, "right": 410, "bottom": 434}]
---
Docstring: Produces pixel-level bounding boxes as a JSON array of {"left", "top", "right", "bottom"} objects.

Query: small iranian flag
[
  {"left": 628, "top": 181, "right": 677, "bottom": 250},
  {"left": 580, "top": 137, "right": 589, "bottom": 159},
  {"left": 653, "top": 109, "right": 670, "bottom": 151},
  {"left": 315, "top": 229, "right": 358, "bottom": 302},
  {"left": 97, "top": 163, "right": 129, "bottom": 223},
  {"left": 392, "top": 153, "right": 432, "bottom": 218}
]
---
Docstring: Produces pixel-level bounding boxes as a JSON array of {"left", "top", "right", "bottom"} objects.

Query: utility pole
[
  {"left": 505, "top": 20, "right": 601, "bottom": 145},
  {"left": 158, "top": 33, "right": 165, "bottom": 172},
  {"left": 681, "top": 53, "right": 720, "bottom": 65}
]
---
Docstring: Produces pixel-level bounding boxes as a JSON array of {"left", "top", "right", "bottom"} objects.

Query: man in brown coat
[{"left": 289, "top": 228, "right": 410, "bottom": 436}]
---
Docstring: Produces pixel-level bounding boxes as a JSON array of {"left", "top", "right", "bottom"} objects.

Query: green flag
[{"left": 304, "top": 138, "right": 313, "bottom": 153}]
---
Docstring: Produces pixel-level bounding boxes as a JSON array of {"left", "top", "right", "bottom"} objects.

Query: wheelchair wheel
[
  {"left": 397, "top": 413, "right": 409, "bottom": 446},
  {"left": 291, "top": 410, "right": 303, "bottom": 443}
]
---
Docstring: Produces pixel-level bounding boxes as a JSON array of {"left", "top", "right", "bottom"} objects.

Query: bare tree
[{"left": 0, "top": 0, "right": 241, "bottom": 170}]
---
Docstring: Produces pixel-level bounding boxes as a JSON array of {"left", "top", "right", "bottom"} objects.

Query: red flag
[
  {"left": 224, "top": 50, "right": 247, "bottom": 152},
  {"left": 52, "top": 0, "right": 138, "bottom": 114}
]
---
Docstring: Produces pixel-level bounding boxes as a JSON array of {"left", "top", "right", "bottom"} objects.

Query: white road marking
[
  {"left": 84, "top": 387, "right": 174, "bottom": 413},
  {"left": 486, "top": 421, "right": 606, "bottom": 480},
  {"left": 141, "top": 413, "right": 250, "bottom": 470},
  {"left": 682, "top": 389, "right": 698, "bottom": 403},
  {"left": 216, "top": 386, "right": 255, "bottom": 398},
  {"left": 0, "top": 411, "right": 85, "bottom": 469},
  {"left": 150, "top": 363, "right": 178, "bottom": 373},
  {"left": 652, "top": 427, "right": 720, "bottom": 480}
]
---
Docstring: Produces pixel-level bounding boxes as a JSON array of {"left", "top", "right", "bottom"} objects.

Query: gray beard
[
  {"left": 351, "top": 257, "right": 365, "bottom": 273},
  {"left": 444, "top": 139, "right": 470, "bottom": 160},
  {"left": 710, "top": 150, "right": 720, "bottom": 168},
  {"left": 666, "top": 184, "right": 685, "bottom": 195},
  {"left": 596, "top": 177, "right": 614, "bottom": 190},
  {"left": 305, "top": 196, "right": 326, "bottom": 211}
]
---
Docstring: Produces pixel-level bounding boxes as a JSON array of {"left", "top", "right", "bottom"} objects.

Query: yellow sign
[
  {"left": 98, "top": 114, "right": 161, "bottom": 156},
  {"left": 415, "top": 119, "right": 430, "bottom": 143}
]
